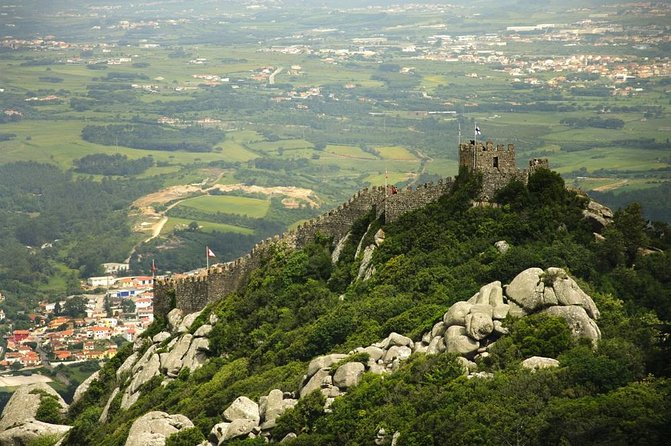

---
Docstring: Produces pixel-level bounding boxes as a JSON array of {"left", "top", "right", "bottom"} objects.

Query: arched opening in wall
[{"left": 493, "top": 156, "right": 499, "bottom": 168}]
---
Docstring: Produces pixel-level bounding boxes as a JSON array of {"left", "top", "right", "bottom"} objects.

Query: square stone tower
[{"left": 459, "top": 140, "right": 531, "bottom": 200}]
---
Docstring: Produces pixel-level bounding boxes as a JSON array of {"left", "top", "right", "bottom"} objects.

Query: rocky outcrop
[
  {"left": 505, "top": 267, "right": 600, "bottom": 319},
  {"left": 151, "top": 267, "right": 601, "bottom": 444},
  {"left": 259, "top": 389, "right": 296, "bottom": 430},
  {"left": 115, "top": 310, "right": 214, "bottom": 412},
  {"left": 208, "top": 390, "right": 298, "bottom": 444},
  {"left": 97, "top": 268, "right": 601, "bottom": 444},
  {"left": 182, "top": 337, "right": 210, "bottom": 371},
  {"left": 100, "top": 387, "right": 120, "bottom": 423},
  {"left": 223, "top": 397, "right": 260, "bottom": 424},
  {"left": 122, "top": 346, "right": 161, "bottom": 410},
  {"left": 357, "top": 245, "right": 376, "bottom": 281},
  {"left": 152, "top": 332, "right": 172, "bottom": 344},
  {"left": 167, "top": 309, "right": 184, "bottom": 332},
  {"left": 543, "top": 305, "right": 601, "bottom": 342},
  {"left": 0, "top": 383, "right": 70, "bottom": 446},
  {"left": 117, "top": 351, "right": 140, "bottom": 381},
  {"left": 0, "top": 383, "right": 67, "bottom": 431},
  {"left": 521, "top": 356, "right": 560, "bottom": 370},
  {"left": 125, "top": 411, "right": 194, "bottom": 446},
  {"left": 177, "top": 311, "right": 201, "bottom": 333},
  {"left": 414, "top": 267, "right": 601, "bottom": 362},
  {"left": 161, "top": 334, "right": 193, "bottom": 377},
  {"left": 0, "top": 419, "right": 71, "bottom": 446},
  {"left": 72, "top": 370, "right": 100, "bottom": 404},
  {"left": 331, "top": 232, "right": 351, "bottom": 264},
  {"left": 494, "top": 240, "right": 510, "bottom": 254},
  {"left": 306, "top": 354, "right": 347, "bottom": 378},
  {"left": 582, "top": 200, "right": 614, "bottom": 232},
  {"left": 333, "top": 362, "right": 365, "bottom": 389}
]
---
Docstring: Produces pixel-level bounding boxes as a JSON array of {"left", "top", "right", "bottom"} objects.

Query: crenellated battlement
[{"left": 154, "top": 178, "right": 454, "bottom": 317}]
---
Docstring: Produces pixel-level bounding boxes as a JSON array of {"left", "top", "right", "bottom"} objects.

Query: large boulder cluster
[
  {"left": 208, "top": 392, "right": 298, "bottom": 445},
  {"left": 102, "top": 309, "right": 213, "bottom": 418},
  {"left": 0, "top": 383, "right": 71, "bottom": 446},
  {"left": 412, "top": 267, "right": 601, "bottom": 361}
]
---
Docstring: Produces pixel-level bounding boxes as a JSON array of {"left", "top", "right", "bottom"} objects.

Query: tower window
[{"left": 493, "top": 156, "right": 499, "bottom": 168}]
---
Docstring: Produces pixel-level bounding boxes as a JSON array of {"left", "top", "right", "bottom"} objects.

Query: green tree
[
  {"left": 35, "top": 394, "right": 63, "bottom": 425},
  {"left": 614, "top": 203, "right": 647, "bottom": 266},
  {"left": 274, "top": 390, "right": 326, "bottom": 439},
  {"left": 63, "top": 295, "right": 87, "bottom": 318},
  {"left": 121, "top": 299, "right": 136, "bottom": 314}
]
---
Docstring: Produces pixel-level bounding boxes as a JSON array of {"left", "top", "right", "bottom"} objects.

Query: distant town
[{"left": 1, "top": 263, "right": 159, "bottom": 370}]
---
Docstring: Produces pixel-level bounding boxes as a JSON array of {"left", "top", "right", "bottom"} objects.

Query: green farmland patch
[
  {"left": 162, "top": 217, "right": 254, "bottom": 235},
  {"left": 177, "top": 195, "right": 271, "bottom": 218}
]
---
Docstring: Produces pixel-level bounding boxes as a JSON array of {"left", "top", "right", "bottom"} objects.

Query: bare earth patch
[
  {"left": 212, "top": 184, "right": 320, "bottom": 208},
  {"left": 592, "top": 179, "right": 628, "bottom": 192},
  {"left": 131, "top": 183, "right": 320, "bottom": 242},
  {"left": 0, "top": 374, "right": 52, "bottom": 387}
]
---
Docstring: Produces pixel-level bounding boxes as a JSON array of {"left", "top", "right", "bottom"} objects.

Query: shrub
[
  {"left": 165, "top": 427, "right": 205, "bottom": 446},
  {"left": 510, "top": 313, "right": 574, "bottom": 358},
  {"left": 273, "top": 390, "right": 325, "bottom": 439}
]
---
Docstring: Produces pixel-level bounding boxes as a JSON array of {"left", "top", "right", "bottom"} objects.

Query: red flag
[{"left": 207, "top": 247, "right": 216, "bottom": 258}]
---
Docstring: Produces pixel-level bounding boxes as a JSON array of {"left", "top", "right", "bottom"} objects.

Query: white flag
[{"left": 207, "top": 247, "right": 216, "bottom": 258}]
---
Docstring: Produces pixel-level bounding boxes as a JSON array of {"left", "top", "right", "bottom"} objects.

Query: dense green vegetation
[
  {"left": 63, "top": 170, "right": 671, "bottom": 445},
  {"left": 81, "top": 124, "right": 224, "bottom": 153},
  {"left": 73, "top": 153, "right": 154, "bottom": 176}
]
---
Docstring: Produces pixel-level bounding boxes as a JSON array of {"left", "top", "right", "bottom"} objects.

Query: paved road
[{"left": 269, "top": 67, "right": 283, "bottom": 85}]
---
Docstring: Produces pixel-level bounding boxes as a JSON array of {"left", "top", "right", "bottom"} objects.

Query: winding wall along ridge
[{"left": 154, "top": 178, "right": 454, "bottom": 317}]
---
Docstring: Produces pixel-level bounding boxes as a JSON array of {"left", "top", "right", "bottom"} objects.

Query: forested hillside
[
  {"left": 61, "top": 169, "right": 671, "bottom": 445},
  {"left": 0, "top": 162, "right": 160, "bottom": 321}
]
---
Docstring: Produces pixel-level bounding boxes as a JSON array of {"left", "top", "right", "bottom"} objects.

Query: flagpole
[
  {"left": 151, "top": 259, "right": 155, "bottom": 296},
  {"left": 474, "top": 122, "right": 477, "bottom": 145},
  {"left": 384, "top": 168, "right": 388, "bottom": 221},
  {"left": 206, "top": 246, "right": 209, "bottom": 270},
  {"left": 458, "top": 120, "right": 462, "bottom": 145}
]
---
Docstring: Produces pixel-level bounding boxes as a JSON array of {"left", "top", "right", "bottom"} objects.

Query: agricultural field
[
  {"left": 176, "top": 195, "right": 271, "bottom": 219},
  {"left": 161, "top": 217, "right": 254, "bottom": 236}
]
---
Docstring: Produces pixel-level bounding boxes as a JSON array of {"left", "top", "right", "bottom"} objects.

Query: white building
[
  {"left": 102, "top": 262, "right": 129, "bottom": 275},
  {"left": 87, "top": 276, "right": 116, "bottom": 288}
]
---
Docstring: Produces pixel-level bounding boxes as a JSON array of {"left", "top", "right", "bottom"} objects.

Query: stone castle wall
[{"left": 154, "top": 178, "right": 454, "bottom": 317}]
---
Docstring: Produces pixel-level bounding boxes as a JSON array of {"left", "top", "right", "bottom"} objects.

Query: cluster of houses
[{"left": 1, "top": 265, "right": 159, "bottom": 369}]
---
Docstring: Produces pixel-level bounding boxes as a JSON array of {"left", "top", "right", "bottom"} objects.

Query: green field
[
  {"left": 376, "top": 146, "right": 418, "bottom": 161},
  {"left": 177, "top": 195, "right": 271, "bottom": 218},
  {"left": 161, "top": 217, "right": 254, "bottom": 235}
]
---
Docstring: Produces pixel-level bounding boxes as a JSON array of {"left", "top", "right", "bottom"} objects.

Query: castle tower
[{"left": 458, "top": 140, "right": 536, "bottom": 200}]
